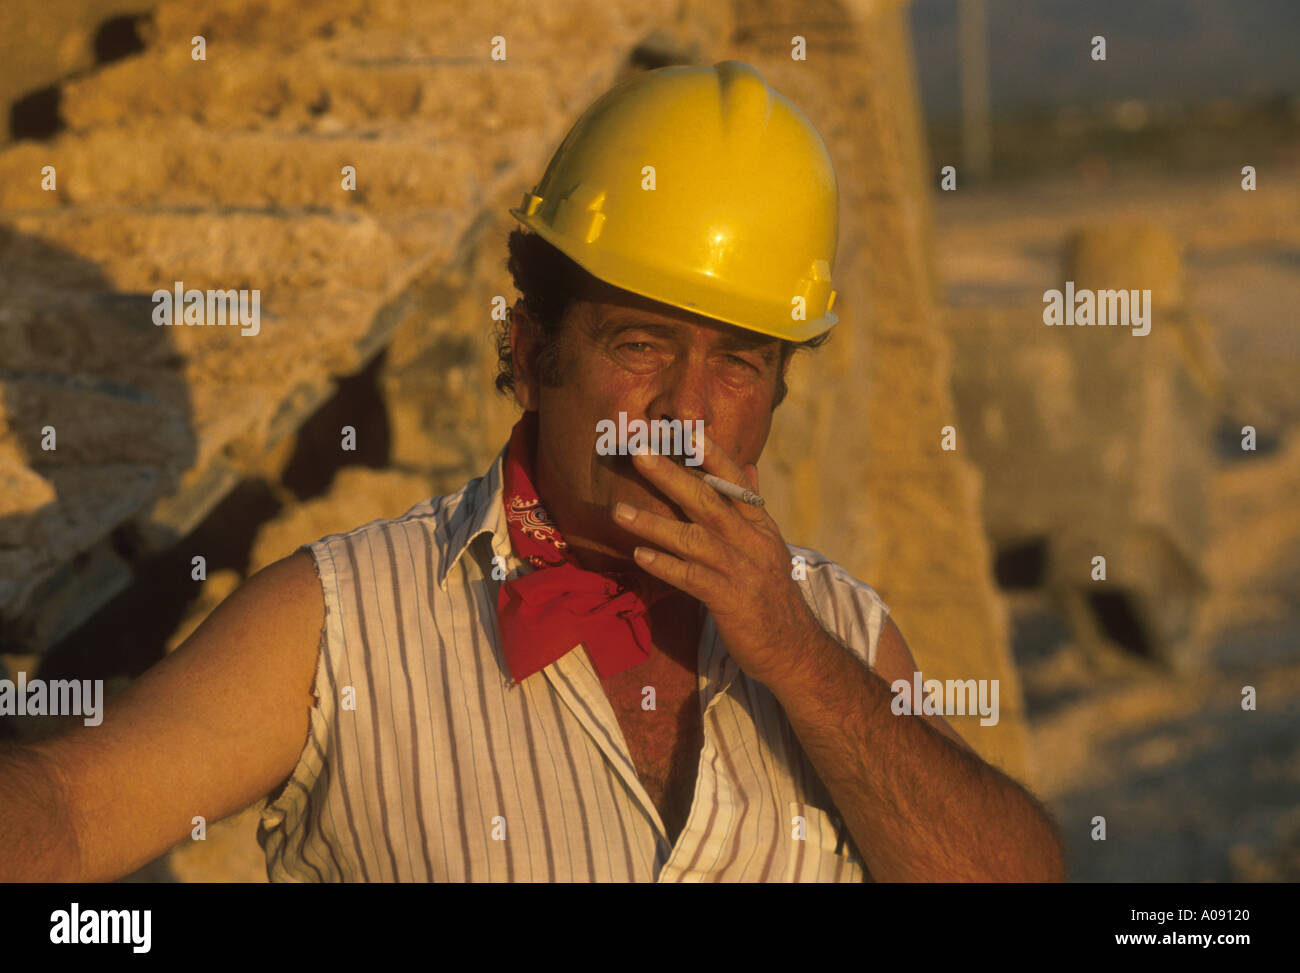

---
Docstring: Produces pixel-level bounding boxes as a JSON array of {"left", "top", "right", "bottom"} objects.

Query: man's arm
[
  {"left": 610, "top": 434, "right": 1064, "bottom": 881},
  {"left": 767, "top": 616, "right": 1067, "bottom": 882},
  {"left": 0, "top": 550, "right": 324, "bottom": 882},
  {"left": 0, "top": 744, "right": 80, "bottom": 881}
]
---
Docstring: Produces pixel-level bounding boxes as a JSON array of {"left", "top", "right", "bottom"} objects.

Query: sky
[{"left": 910, "top": 0, "right": 1300, "bottom": 118}]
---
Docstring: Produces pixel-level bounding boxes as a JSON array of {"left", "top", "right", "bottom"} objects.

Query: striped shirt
[{"left": 257, "top": 439, "right": 890, "bottom": 882}]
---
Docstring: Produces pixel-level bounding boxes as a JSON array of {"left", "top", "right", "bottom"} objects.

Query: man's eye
[
  {"left": 620, "top": 342, "right": 653, "bottom": 352},
  {"left": 726, "top": 354, "right": 758, "bottom": 371}
]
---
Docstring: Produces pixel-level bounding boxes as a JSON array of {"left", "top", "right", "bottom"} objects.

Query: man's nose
[{"left": 648, "top": 355, "right": 714, "bottom": 432}]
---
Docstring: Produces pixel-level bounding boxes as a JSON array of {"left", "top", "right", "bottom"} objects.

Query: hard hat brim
[{"left": 509, "top": 209, "right": 838, "bottom": 343}]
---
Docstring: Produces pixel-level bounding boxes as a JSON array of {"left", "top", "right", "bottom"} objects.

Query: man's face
[{"left": 511, "top": 283, "right": 790, "bottom": 571}]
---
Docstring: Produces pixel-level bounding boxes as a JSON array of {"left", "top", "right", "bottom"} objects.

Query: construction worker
[{"left": 0, "top": 61, "right": 1063, "bottom": 882}]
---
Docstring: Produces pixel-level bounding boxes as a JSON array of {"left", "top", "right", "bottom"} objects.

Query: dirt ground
[{"left": 935, "top": 170, "right": 1300, "bottom": 882}]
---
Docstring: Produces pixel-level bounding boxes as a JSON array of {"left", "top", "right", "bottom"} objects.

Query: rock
[
  {"left": 247, "top": 466, "right": 436, "bottom": 574},
  {"left": 0, "top": 439, "right": 56, "bottom": 545},
  {"left": 165, "top": 802, "right": 268, "bottom": 884},
  {"left": 945, "top": 223, "right": 1218, "bottom": 672}
]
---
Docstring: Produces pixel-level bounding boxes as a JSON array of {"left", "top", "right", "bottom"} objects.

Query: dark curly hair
[{"left": 495, "top": 228, "right": 831, "bottom": 410}]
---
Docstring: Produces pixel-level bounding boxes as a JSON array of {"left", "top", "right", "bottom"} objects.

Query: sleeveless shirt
[{"left": 257, "top": 440, "right": 890, "bottom": 881}]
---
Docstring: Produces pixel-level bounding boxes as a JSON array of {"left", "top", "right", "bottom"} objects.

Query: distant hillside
[{"left": 911, "top": 0, "right": 1300, "bottom": 118}]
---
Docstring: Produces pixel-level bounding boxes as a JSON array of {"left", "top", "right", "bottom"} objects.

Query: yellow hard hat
[{"left": 509, "top": 60, "right": 838, "bottom": 342}]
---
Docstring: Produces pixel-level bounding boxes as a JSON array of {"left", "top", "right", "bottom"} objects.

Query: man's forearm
[
  {"left": 0, "top": 742, "right": 83, "bottom": 881},
  {"left": 766, "top": 631, "right": 1066, "bottom": 882}
]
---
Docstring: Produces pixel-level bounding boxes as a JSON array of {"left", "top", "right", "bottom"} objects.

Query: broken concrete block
[{"left": 946, "top": 223, "right": 1217, "bottom": 670}]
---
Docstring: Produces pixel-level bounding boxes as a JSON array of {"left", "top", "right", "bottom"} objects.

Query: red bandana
[{"left": 496, "top": 410, "right": 676, "bottom": 684}]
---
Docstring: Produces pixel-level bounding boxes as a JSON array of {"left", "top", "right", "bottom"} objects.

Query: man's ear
[{"left": 509, "top": 301, "right": 540, "bottom": 411}]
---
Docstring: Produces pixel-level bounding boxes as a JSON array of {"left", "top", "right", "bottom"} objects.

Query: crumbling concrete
[
  {"left": 0, "top": 0, "right": 685, "bottom": 648},
  {"left": 946, "top": 223, "right": 1221, "bottom": 672}
]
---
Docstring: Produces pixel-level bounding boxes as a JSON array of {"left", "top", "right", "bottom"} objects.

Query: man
[{"left": 0, "top": 61, "right": 1064, "bottom": 882}]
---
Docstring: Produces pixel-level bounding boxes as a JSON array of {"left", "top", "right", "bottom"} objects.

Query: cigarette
[
  {"left": 697, "top": 471, "right": 765, "bottom": 508},
  {"left": 649, "top": 448, "right": 765, "bottom": 506}
]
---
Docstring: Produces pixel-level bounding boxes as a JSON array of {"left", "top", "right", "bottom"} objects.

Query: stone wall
[
  {"left": 0, "top": 0, "right": 148, "bottom": 145},
  {"left": 0, "top": 0, "right": 691, "bottom": 644}
]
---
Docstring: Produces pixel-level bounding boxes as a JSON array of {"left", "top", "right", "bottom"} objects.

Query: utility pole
[{"left": 958, "top": 0, "right": 991, "bottom": 182}]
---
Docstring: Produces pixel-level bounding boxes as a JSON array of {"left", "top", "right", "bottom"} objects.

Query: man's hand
[
  {"left": 610, "top": 427, "right": 824, "bottom": 687},
  {"left": 610, "top": 428, "right": 1067, "bottom": 881}
]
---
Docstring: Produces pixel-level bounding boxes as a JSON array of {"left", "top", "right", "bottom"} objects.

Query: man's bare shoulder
[
  {"left": 249, "top": 548, "right": 322, "bottom": 602},
  {"left": 33, "top": 547, "right": 326, "bottom": 881},
  {"left": 192, "top": 548, "right": 325, "bottom": 656}
]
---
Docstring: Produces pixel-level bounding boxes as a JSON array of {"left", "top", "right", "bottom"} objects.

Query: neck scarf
[{"left": 496, "top": 410, "right": 676, "bottom": 684}]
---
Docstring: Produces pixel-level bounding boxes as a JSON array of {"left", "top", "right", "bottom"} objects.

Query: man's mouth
[
  {"left": 605, "top": 452, "right": 691, "bottom": 518},
  {"left": 608, "top": 450, "right": 690, "bottom": 471}
]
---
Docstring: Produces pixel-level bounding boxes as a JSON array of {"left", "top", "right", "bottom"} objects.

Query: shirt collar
[
  {"left": 437, "top": 438, "right": 516, "bottom": 591},
  {"left": 437, "top": 434, "right": 740, "bottom": 700}
]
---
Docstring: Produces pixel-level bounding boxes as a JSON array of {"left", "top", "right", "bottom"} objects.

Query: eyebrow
[{"left": 598, "top": 315, "right": 778, "bottom": 361}]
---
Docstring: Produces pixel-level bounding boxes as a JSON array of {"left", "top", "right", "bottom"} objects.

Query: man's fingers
[
  {"left": 632, "top": 546, "right": 725, "bottom": 602},
  {"left": 632, "top": 448, "right": 738, "bottom": 529},
  {"left": 613, "top": 501, "right": 730, "bottom": 572}
]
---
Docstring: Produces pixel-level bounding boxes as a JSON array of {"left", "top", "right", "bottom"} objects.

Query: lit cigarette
[
  {"left": 644, "top": 444, "right": 765, "bottom": 506},
  {"left": 682, "top": 427, "right": 763, "bottom": 506},
  {"left": 696, "top": 470, "right": 765, "bottom": 508}
]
